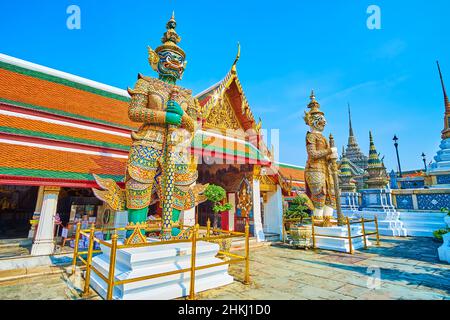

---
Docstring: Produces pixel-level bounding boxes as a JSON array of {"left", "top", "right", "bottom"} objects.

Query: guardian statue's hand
[
  {"left": 165, "top": 112, "right": 182, "bottom": 126},
  {"left": 166, "top": 100, "right": 184, "bottom": 116},
  {"left": 329, "top": 147, "right": 338, "bottom": 160},
  {"left": 165, "top": 100, "right": 183, "bottom": 126}
]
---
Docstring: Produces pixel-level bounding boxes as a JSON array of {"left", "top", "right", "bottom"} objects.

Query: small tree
[
  {"left": 205, "top": 184, "right": 232, "bottom": 229},
  {"left": 283, "top": 195, "right": 310, "bottom": 222}
]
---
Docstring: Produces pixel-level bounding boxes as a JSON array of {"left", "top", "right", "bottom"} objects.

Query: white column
[
  {"left": 252, "top": 179, "right": 265, "bottom": 242},
  {"left": 28, "top": 186, "right": 44, "bottom": 239},
  {"left": 228, "top": 193, "right": 236, "bottom": 231},
  {"left": 31, "top": 186, "right": 60, "bottom": 256},
  {"left": 264, "top": 186, "right": 283, "bottom": 236}
]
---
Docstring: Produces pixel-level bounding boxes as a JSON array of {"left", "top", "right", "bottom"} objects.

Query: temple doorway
[
  {"left": 0, "top": 185, "right": 38, "bottom": 239},
  {"left": 196, "top": 163, "right": 255, "bottom": 233}
]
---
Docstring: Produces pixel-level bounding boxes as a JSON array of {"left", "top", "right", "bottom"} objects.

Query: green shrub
[
  {"left": 284, "top": 196, "right": 310, "bottom": 221},
  {"left": 433, "top": 228, "right": 450, "bottom": 242},
  {"left": 204, "top": 184, "right": 233, "bottom": 229}
]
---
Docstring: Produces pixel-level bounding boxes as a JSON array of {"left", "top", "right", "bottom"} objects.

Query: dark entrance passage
[{"left": 0, "top": 185, "right": 38, "bottom": 239}]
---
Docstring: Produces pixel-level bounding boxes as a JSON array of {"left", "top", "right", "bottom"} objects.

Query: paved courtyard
[{"left": 0, "top": 236, "right": 449, "bottom": 300}]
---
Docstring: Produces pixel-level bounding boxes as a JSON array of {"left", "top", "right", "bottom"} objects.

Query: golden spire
[{"left": 437, "top": 61, "right": 450, "bottom": 139}]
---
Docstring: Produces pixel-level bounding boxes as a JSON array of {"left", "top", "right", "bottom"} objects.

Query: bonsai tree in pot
[
  {"left": 283, "top": 195, "right": 313, "bottom": 247},
  {"left": 284, "top": 195, "right": 311, "bottom": 223},
  {"left": 204, "top": 184, "right": 233, "bottom": 257},
  {"left": 204, "top": 184, "right": 232, "bottom": 230}
]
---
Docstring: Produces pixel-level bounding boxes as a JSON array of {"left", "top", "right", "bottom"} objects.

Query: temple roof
[
  {"left": 276, "top": 162, "right": 305, "bottom": 189},
  {"left": 0, "top": 53, "right": 272, "bottom": 187}
]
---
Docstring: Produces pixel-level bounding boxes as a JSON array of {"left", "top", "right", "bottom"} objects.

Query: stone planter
[
  {"left": 290, "top": 225, "right": 312, "bottom": 248},
  {"left": 211, "top": 238, "right": 233, "bottom": 260}
]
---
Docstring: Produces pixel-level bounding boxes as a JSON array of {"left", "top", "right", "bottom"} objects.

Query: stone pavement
[
  {"left": 0, "top": 236, "right": 449, "bottom": 300},
  {"left": 198, "top": 236, "right": 450, "bottom": 300}
]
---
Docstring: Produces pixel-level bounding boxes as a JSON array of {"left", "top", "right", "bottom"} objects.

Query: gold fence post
[
  {"left": 244, "top": 220, "right": 250, "bottom": 285},
  {"left": 83, "top": 223, "right": 95, "bottom": 296},
  {"left": 206, "top": 218, "right": 211, "bottom": 239},
  {"left": 346, "top": 217, "right": 353, "bottom": 254},
  {"left": 72, "top": 221, "right": 81, "bottom": 275},
  {"left": 361, "top": 218, "right": 368, "bottom": 249},
  {"left": 374, "top": 216, "right": 380, "bottom": 246},
  {"left": 311, "top": 216, "right": 316, "bottom": 250},
  {"left": 188, "top": 224, "right": 199, "bottom": 300},
  {"left": 106, "top": 231, "right": 118, "bottom": 300}
]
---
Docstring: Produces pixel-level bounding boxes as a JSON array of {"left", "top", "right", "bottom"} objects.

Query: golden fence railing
[
  {"left": 282, "top": 215, "right": 380, "bottom": 254},
  {"left": 71, "top": 219, "right": 251, "bottom": 300}
]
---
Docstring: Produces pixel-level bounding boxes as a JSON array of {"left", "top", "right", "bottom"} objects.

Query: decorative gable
[{"left": 204, "top": 93, "right": 242, "bottom": 131}]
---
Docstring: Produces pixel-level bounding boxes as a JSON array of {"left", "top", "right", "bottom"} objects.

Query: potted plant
[
  {"left": 284, "top": 195, "right": 312, "bottom": 247},
  {"left": 284, "top": 195, "right": 310, "bottom": 222},
  {"left": 204, "top": 184, "right": 232, "bottom": 230},
  {"left": 204, "top": 184, "right": 233, "bottom": 255}
]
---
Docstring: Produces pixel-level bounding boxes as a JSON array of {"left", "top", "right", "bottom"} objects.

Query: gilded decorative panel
[{"left": 204, "top": 94, "right": 241, "bottom": 130}]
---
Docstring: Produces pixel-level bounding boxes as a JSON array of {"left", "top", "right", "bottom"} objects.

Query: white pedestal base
[
  {"left": 339, "top": 210, "right": 407, "bottom": 237},
  {"left": 314, "top": 226, "right": 371, "bottom": 253},
  {"left": 89, "top": 240, "right": 234, "bottom": 300},
  {"left": 438, "top": 233, "right": 450, "bottom": 264}
]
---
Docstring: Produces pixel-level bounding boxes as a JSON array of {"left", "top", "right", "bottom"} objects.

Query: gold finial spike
[
  {"left": 165, "top": 10, "right": 177, "bottom": 32},
  {"left": 310, "top": 90, "right": 315, "bottom": 101},
  {"left": 231, "top": 42, "right": 241, "bottom": 74},
  {"left": 437, "top": 61, "right": 449, "bottom": 106},
  {"left": 233, "top": 42, "right": 241, "bottom": 67}
]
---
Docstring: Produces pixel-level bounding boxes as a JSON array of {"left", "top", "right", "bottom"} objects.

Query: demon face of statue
[
  {"left": 304, "top": 111, "right": 327, "bottom": 133},
  {"left": 310, "top": 114, "right": 326, "bottom": 132},
  {"left": 157, "top": 49, "right": 186, "bottom": 80},
  {"left": 148, "top": 46, "right": 187, "bottom": 81}
]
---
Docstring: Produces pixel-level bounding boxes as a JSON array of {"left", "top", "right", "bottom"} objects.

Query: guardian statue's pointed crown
[
  {"left": 304, "top": 90, "right": 325, "bottom": 127},
  {"left": 148, "top": 12, "right": 187, "bottom": 80}
]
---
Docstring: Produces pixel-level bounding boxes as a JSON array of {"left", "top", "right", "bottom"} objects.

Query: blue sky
[{"left": 1, "top": 0, "right": 449, "bottom": 171}]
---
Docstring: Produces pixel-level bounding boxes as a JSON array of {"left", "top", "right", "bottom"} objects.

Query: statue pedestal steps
[
  {"left": 341, "top": 210, "right": 407, "bottom": 237},
  {"left": 314, "top": 226, "right": 371, "bottom": 253},
  {"left": 398, "top": 211, "right": 447, "bottom": 237},
  {"left": 89, "top": 240, "right": 233, "bottom": 300}
]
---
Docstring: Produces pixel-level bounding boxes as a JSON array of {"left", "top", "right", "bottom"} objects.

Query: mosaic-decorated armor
[
  {"left": 303, "top": 91, "right": 337, "bottom": 220},
  {"left": 93, "top": 13, "right": 207, "bottom": 240}
]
